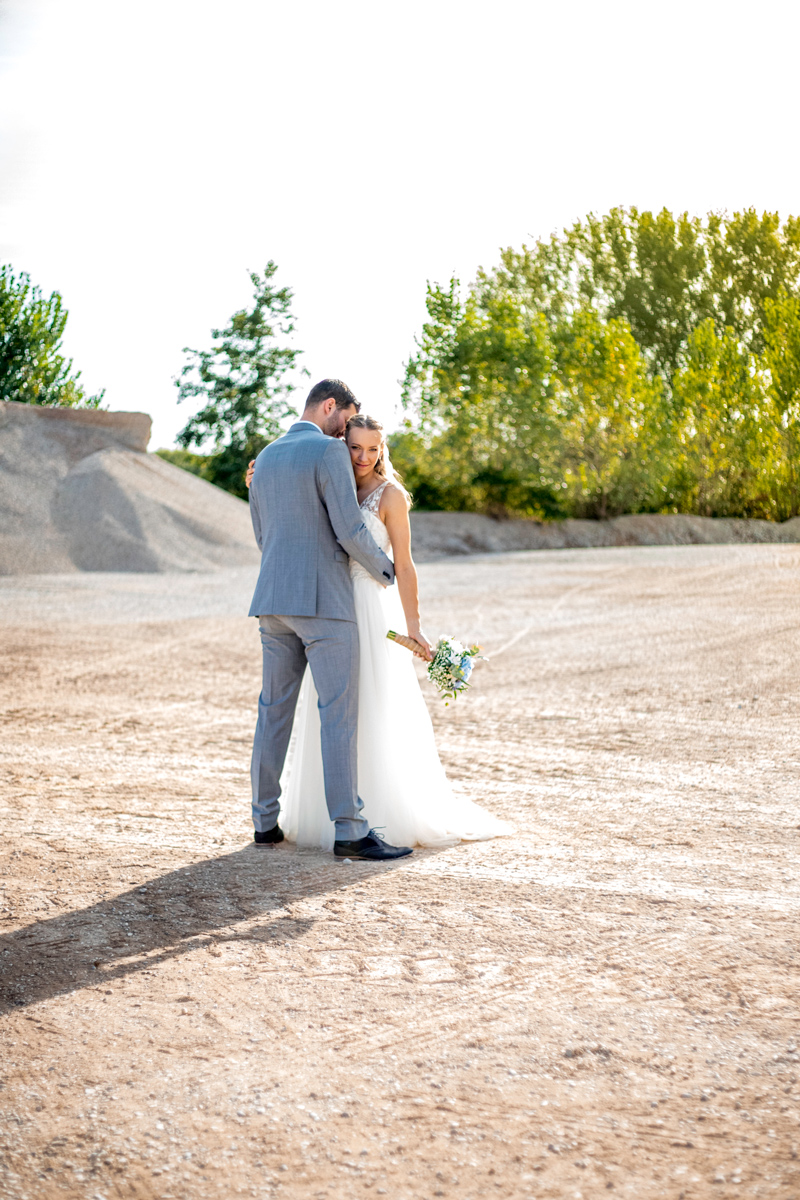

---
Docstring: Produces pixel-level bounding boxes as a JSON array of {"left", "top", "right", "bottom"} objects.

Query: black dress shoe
[
  {"left": 254, "top": 825, "right": 284, "bottom": 845},
  {"left": 334, "top": 829, "right": 412, "bottom": 860}
]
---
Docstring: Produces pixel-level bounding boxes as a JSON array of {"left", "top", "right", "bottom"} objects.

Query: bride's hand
[
  {"left": 245, "top": 459, "right": 255, "bottom": 489},
  {"left": 408, "top": 628, "right": 434, "bottom": 661}
]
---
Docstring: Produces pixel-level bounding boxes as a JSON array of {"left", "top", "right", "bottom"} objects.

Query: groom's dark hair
[{"left": 305, "top": 378, "right": 361, "bottom": 411}]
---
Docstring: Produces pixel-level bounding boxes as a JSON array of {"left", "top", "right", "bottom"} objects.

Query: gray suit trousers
[{"left": 250, "top": 614, "right": 369, "bottom": 841}]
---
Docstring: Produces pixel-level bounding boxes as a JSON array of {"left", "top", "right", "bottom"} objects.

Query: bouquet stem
[{"left": 387, "top": 630, "right": 428, "bottom": 657}]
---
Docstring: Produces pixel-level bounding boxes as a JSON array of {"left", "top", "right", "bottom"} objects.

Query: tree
[
  {"left": 399, "top": 277, "right": 668, "bottom": 518},
  {"left": 0, "top": 265, "right": 104, "bottom": 407},
  {"left": 491, "top": 208, "right": 712, "bottom": 381},
  {"left": 175, "top": 263, "right": 305, "bottom": 497},
  {"left": 669, "top": 321, "right": 779, "bottom": 519},
  {"left": 573, "top": 208, "right": 712, "bottom": 382},
  {"left": 400, "top": 208, "right": 800, "bottom": 523},
  {"left": 707, "top": 211, "right": 800, "bottom": 356},
  {"left": 154, "top": 448, "right": 213, "bottom": 481},
  {"left": 492, "top": 208, "right": 800, "bottom": 382},
  {"left": 552, "top": 309, "right": 668, "bottom": 519},
  {"left": 400, "top": 277, "right": 562, "bottom": 515},
  {"left": 762, "top": 288, "right": 800, "bottom": 518}
]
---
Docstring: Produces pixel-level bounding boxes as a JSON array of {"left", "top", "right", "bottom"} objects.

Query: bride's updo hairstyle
[{"left": 346, "top": 413, "right": 412, "bottom": 508}]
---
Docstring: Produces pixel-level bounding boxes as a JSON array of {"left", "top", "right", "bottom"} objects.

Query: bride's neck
[{"left": 357, "top": 469, "right": 380, "bottom": 492}]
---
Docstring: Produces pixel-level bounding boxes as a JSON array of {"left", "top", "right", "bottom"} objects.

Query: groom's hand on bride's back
[{"left": 245, "top": 459, "right": 255, "bottom": 489}]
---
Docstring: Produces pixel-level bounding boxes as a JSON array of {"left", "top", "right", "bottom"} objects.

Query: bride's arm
[{"left": 382, "top": 486, "right": 433, "bottom": 660}]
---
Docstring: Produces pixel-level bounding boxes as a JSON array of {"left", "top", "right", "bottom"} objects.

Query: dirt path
[{"left": 2, "top": 544, "right": 800, "bottom": 1199}]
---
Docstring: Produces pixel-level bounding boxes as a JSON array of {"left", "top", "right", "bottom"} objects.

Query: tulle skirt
[{"left": 278, "top": 575, "right": 511, "bottom": 850}]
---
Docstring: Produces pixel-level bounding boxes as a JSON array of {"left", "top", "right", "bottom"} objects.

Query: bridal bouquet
[{"left": 387, "top": 631, "right": 485, "bottom": 703}]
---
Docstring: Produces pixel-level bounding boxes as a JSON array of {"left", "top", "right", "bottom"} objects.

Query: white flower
[{"left": 447, "top": 639, "right": 465, "bottom": 661}]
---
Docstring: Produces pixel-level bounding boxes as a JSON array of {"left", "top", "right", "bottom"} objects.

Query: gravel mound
[
  {"left": 409, "top": 509, "right": 800, "bottom": 560},
  {"left": 0, "top": 400, "right": 259, "bottom": 574}
]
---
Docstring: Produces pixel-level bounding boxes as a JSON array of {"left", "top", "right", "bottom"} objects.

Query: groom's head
[{"left": 302, "top": 379, "right": 360, "bottom": 438}]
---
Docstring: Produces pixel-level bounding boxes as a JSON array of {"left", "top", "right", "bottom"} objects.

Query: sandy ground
[{"left": 2, "top": 544, "right": 800, "bottom": 1200}]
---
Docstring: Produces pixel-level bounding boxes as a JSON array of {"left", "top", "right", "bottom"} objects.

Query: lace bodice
[
  {"left": 350, "top": 481, "right": 391, "bottom": 581},
  {"left": 360, "top": 480, "right": 389, "bottom": 517}
]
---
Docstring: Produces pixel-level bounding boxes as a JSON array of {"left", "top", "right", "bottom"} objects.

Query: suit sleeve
[
  {"left": 249, "top": 462, "right": 264, "bottom": 551},
  {"left": 319, "top": 441, "right": 396, "bottom": 587}
]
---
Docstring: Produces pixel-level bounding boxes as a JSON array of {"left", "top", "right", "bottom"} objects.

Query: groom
[{"left": 248, "top": 378, "right": 413, "bottom": 861}]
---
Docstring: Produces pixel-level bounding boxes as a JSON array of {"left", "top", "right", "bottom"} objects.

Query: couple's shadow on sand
[{"left": 1, "top": 843, "right": 439, "bottom": 1015}]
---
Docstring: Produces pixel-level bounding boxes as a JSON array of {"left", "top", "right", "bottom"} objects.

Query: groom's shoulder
[
  {"left": 322, "top": 436, "right": 349, "bottom": 460},
  {"left": 263, "top": 426, "right": 322, "bottom": 458},
  {"left": 260, "top": 427, "right": 345, "bottom": 475},
  {"left": 301, "top": 430, "right": 344, "bottom": 466},
  {"left": 319, "top": 437, "right": 351, "bottom": 475}
]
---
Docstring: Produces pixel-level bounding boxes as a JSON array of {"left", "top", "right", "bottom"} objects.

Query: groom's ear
[{"left": 322, "top": 396, "right": 336, "bottom": 417}]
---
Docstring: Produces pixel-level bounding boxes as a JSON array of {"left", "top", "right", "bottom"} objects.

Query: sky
[{"left": 1, "top": 0, "right": 799, "bottom": 449}]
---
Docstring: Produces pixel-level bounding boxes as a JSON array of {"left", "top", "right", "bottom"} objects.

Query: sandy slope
[
  {"left": 2, "top": 544, "right": 800, "bottom": 1199},
  {"left": 0, "top": 401, "right": 258, "bottom": 575}
]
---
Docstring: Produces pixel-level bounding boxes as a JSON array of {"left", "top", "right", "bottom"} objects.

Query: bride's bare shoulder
[{"left": 379, "top": 480, "right": 409, "bottom": 513}]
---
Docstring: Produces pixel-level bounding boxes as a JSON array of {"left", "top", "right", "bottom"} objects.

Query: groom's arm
[
  {"left": 319, "top": 440, "right": 395, "bottom": 587},
  {"left": 248, "top": 450, "right": 276, "bottom": 553},
  {"left": 248, "top": 465, "right": 264, "bottom": 550}
]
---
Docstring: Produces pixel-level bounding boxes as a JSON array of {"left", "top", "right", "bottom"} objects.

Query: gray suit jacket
[{"left": 248, "top": 422, "right": 395, "bottom": 621}]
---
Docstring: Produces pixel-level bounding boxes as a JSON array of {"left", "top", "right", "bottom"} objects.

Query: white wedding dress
[{"left": 278, "top": 481, "right": 511, "bottom": 850}]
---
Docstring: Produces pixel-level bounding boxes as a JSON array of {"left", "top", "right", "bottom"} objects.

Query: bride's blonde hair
[{"left": 346, "top": 413, "right": 412, "bottom": 508}]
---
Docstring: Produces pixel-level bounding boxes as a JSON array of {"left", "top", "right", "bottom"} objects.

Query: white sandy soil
[{"left": 1, "top": 543, "right": 800, "bottom": 1199}]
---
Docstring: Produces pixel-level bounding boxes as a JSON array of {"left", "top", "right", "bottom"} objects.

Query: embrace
[{"left": 246, "top": 378, "right": 509, "bottom": 860}]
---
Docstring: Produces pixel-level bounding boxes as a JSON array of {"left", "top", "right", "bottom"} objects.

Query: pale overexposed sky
[{"left": 1, "top": 0, "right": 798, "bottom": 448}]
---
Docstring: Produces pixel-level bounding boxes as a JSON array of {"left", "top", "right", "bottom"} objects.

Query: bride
[{"left": 273, "top": 413, "right": 510, "bottom": 851}]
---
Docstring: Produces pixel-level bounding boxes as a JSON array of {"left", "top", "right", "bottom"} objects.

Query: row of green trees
[{"left": 393, "top": 208, "right": 800, "bottom": 520}]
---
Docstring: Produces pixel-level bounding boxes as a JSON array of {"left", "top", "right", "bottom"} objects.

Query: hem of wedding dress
[
  {"left": 284, "top": 824, "right": 513, "bottom": 851},
  {"left": 455, "top": 825, "right": 514, "bottom": 841}
]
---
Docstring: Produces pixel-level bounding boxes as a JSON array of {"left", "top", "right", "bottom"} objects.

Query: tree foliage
[
  {"left": 669, "top": 321, "right": 778, "bottom": 518},
  {"left": 552, "top": 309, "right": 667, "bottom": 519},
  {"left": 154, "top": 447, "right": 214, "bottom": 481},
  {"left": 399, "top": 279, "right": 558, "bottom": 515},
  {"left": 0, "top": 265, "right": 104, "bottom": 408},
  {"left": 492, "top": 207, "right": 800, "bottom": 380},
  {"left": 761, "top": 287, "right": 800, "bottom": 518},
  {"left": 175, "top": 263, "right": 305, "bottom": 497},
  {"left": 396, "top": 209, "right": 800, "bottom": 522}
]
